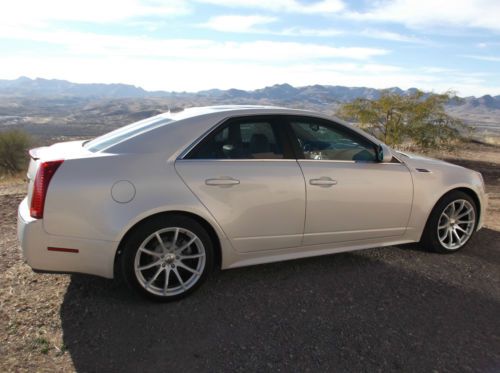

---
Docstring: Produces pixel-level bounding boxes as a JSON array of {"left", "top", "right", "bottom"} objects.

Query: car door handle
[
  {"left": 205, "top": 177, "right": 240, "bottom": 186},
  {"left": 309, "top": 177, "right": 337, "bottom": 186}
]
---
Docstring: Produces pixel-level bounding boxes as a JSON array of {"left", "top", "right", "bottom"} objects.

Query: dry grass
[
  {"left": 483, "top": 135, "right": 500, "bottom": 146},
  {"left": 0, "top": 263, "right": 73, "bottom": 372},
  {"left": 0, "top": 191, "right": 74, "bottom": 371}
]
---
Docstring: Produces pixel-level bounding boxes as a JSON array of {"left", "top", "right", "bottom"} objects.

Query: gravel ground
[{"left": 1, "top": 145, "right": 499, "bottom": 372}]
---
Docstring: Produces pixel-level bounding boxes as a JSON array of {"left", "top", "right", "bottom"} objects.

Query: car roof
[{"left": 160, "top": 105, "right": 315, "bottom": 121}]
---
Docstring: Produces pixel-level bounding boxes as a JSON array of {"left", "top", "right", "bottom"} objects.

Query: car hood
[{"left": 395, "top": 151, "right": 466, "bottom": 171}]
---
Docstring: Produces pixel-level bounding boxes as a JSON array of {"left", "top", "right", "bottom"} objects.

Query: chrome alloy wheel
[
  {"left": 437, "top": 199, "right": 476, "bottom": 250},
  {"left": 134, "top": 227, "right": 206, "bottom": 297}
]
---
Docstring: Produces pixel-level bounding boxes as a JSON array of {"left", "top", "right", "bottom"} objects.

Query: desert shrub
[
  {"left": 0, "top": 129, "right": 31, "bottom": 175},
  {"left": 337, "top": 89, "right": 465, "bottom": 150}
]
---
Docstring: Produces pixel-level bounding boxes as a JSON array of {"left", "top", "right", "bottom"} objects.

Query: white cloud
[
  {"left": 360, "top": 29, "right": 425, "bottom": 44},
  {"left": 476, "top": 42, "right": 500, "bottom": 49},
  {"left": 0, "top": 0, "right": 189, "bottom": 25},
  {"left": 463, "top": 55, "right": 500, "bottom": 62},
  {"left": 346, "top": 0, "right": 500, "bottom": 32},
  {"left": 196, "top": 0, "right": 345, "bottom": 14},
  {"left": 0, "top": 27, "right": 387, "bottom": 61},
  {"left": 201, "top": 15, "right": 343, "bottom": 37},
  {"left": 202, "top": 15, "right": 277, "bottom": 33},
  {"left": 280, "top": 27, "right": 343, "bottom": 37}
]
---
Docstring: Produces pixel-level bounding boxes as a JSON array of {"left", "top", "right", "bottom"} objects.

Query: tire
[
  {"left": 121, "top": 215, "right": 214, "bottom": 301},
  {"left": 420, "top": 191, "right": 478, "bottom": 254}
]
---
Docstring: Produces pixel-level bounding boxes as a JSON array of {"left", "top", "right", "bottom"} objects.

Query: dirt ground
[{"left": 0, "top": 143, "right": 499, "bottom": 372}]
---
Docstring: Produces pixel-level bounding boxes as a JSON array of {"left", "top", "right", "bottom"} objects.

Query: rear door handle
[
  {"left": 205, "top": 177, "right": 240, "bottom": 186},
  {"left": 309, "top": 177, "right": 337, "bottom": 187}
]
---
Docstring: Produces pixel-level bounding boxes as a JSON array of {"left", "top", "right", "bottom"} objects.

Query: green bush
[{"left": 0, "top": 129, "right": 31, "bottom": 175}]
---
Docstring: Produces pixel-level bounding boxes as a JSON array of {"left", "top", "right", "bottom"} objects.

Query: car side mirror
[{"left": 377, "top": 144, "right": 393, "bottom": 163}]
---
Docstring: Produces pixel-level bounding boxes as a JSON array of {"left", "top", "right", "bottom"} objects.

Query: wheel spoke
[
  {"left": 452, "top": 229, "right": 461, "bottom": 243},
  {"left": 175, "top": 237, "right": 197, "bottom": 253},
  {"left": 455, "top": 225, "right": 467, "bottom": 233},
  {"left": 139, "top": 247, "right": 162, "bottom": 258},
  {"left": 146, "top": 267, "right": 163, "bottom": 288},
  {"left": 447, "top": 230, "right": 453, "bottom": 245},
  {"left": 172, "top": 267, "right": 186, "bottom": 289},
  {"left": 458, "top": 219, "right": 474, "bottom": 224},
  {"left": 155, "top": 232, "right": 168, "bottom": 253},
  {"left": 457, "top": 209, "right": 472, "bottom": 219},
  {"left": 180, "top": 253, "right": 205, "bottom": 260},
  {"left": 456, "top": 200, "right": 465, "bottom": 215},
  {"left": 172, "top": 228, "right": 180, "bottom": 248},
  {"left": 163, "top": 268, "right": 171, "bottom": 295},
  {"left": 177, "top": 262, "right": 201, "bottom": 275},
  {"left": 449, "top": 203, "right": 456, "bottom": 216},
  {"left": 138, "top": 260, "right": 161, "bottom": 271}
]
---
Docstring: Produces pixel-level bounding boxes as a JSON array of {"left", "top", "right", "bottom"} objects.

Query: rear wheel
[
  {"left": 421, "top": 191, "right": 477, "bottom": 253},
  {"left": 121, "top": 215, "right": 214, "bottom": 301}
]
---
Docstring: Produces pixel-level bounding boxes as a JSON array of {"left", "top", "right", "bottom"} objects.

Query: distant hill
[{"left": 0, "top": 76, "right": 151, "bottom": 98}]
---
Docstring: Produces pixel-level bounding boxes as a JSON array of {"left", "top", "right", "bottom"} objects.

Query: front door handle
[
  {"left": 205, "top": 177, "right": 240, "bottom": 186},
  {"left": 309, "top": 177, "right": 337, "bottom": 187}
]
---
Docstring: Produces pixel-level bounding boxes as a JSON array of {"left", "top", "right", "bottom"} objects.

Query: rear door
[{"left": 175, "top": 115, "right": 306, "bottom": 253}]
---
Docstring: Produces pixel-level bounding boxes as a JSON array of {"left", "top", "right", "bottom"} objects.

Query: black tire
[
  {"left": 121, "top": 215, "right": 214, "bottom": 301},
  {"left": 420, "top": 191, "right": 478, "bottom": 254}
]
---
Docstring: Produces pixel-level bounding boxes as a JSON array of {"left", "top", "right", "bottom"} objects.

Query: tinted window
[
  {"left": 290, "top": 119, "right": 376, "bottom": 162},
  {"left": 188, "top": 119, "right": 284, "bottom": 159}
]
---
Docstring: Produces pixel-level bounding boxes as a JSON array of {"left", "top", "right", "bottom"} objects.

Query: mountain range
[
  {"left": 0, "top": 77, "right": 499, "bottom": 142},
  {"left": 1, "top": 76, "right": 499, "bottom": 110}
]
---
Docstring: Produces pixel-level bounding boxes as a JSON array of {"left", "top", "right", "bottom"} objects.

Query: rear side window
[
  {"left": 187, "top": 118, "right": 284, "bottom": 159},
  {"left": 84, "top": 115, "right": 174, "bottom": 152}
]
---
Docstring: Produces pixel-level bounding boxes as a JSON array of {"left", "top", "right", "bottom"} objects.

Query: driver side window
[{"left": 290, "top": 120, "right": 377, "bottom": 162}]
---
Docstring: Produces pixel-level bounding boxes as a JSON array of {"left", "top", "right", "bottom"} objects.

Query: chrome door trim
[{"left": 176, "top": 158, "right": 298, "bottom": 163}]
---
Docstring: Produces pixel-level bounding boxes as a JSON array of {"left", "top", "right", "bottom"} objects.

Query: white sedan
[{"left": 17, "top": 106, "right": 487, "bottom": 300}]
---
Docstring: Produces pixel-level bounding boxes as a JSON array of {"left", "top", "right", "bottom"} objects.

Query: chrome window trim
[
  {"left": 298, "top": 159, "right": 405, "bottom": 165},
  {"left": 175, "top": 158, "right": 404, "bottom": 165}
]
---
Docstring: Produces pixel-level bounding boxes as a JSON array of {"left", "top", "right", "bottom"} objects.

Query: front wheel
[
  {"left": 121, "top": 215, "right": 214, "bottom": 301},
  {"left": 421, "top": 191, "right": 477, "bottom": 253}
]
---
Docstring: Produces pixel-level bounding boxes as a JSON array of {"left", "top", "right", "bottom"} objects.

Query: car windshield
[{"left": 84, "top": 114, "right": 174, "bottom": 152}]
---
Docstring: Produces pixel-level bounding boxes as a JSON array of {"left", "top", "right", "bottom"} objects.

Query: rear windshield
[{"left": 84, "top": 114, "right": 174, "bottom": 152}]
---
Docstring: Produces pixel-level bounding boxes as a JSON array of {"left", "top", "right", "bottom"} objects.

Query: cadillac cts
[{"left": 17, "top": 106, "right": 487, "bottom": 300}]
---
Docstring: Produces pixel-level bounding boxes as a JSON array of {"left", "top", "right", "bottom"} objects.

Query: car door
[
  {"left": 286, "top": 116, "right": 413, "bottom": 246},
  {"left": 175, "top": 115, "right": 306, "bottom": 253}
]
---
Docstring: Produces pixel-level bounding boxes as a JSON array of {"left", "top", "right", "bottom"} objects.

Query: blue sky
[{"left": 0, "top": 0, "right": 499, "bottom": 96}]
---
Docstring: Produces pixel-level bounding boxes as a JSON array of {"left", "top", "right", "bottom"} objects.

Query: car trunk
[{"left": 26, "top": 140, "right": 88, "bottom": 208}]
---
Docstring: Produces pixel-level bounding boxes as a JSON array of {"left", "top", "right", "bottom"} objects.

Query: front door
[{"left": 287, "top": 116, "right": 413, "bottom": 246}]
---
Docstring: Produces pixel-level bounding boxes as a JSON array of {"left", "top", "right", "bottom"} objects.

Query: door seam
[{"left": 295, "top": 159, "right": 308, "bottom": 246}]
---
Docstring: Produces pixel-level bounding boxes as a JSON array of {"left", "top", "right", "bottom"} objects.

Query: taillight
[{"left": 30, "top": 160, "right": 64, "bottom": 219}]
